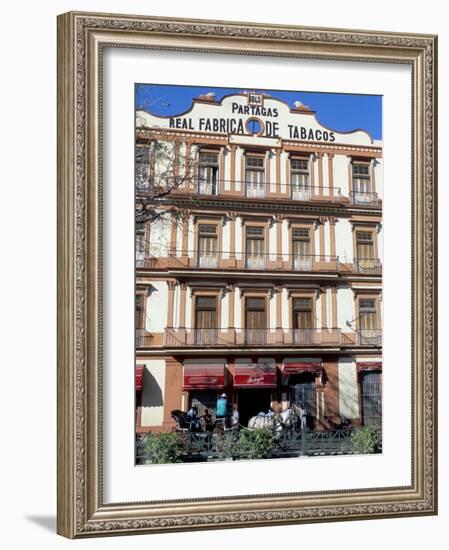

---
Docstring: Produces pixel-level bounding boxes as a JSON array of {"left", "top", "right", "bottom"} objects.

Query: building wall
[
  {"left": 338, "top": 357, "right": 359, "bottom": 420},
  {"left": 140, "top": 359, "right": 166, "bottom": 426}
]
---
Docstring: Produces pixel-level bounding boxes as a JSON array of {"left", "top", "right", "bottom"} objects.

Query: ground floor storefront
[{"left": 136, "top": 355, "right": 382, "bottom": 434}]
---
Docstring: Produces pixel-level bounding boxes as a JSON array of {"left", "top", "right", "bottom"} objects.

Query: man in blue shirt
[{"left": 216, "top": 393, "right": 228, "bottom": 429}]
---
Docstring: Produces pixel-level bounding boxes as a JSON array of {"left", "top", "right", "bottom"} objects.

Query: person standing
[
  {"left": 216, "top": 393, "right": 228, "bottom": 430},
  {"left": 230, "top": 402, "right": 240, "bottom": 429},
  {"left": 298, "top": 403, "right": 307, "bottom": 431}
]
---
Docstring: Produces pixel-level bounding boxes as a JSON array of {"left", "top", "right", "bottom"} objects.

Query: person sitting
[
  {"left": 203, "top": 408, "right": 214, "bottom": 433},
  {"left": 186, "top": 405, "right": 201, "bottom": 432}
]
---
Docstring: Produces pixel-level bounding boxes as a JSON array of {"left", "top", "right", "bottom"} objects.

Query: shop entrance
[
  {"left": 237, "top": 389, "right": 273, "bottom": 428},
  {"left": 360, "top": 370, "right": 382, "bottom": 426},
  {"left": 289, "top": 372, "right": 317, "bottom": 430}
]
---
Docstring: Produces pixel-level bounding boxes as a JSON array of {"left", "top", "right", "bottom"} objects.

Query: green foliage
[
  {"left": 238, "top": 427, "right": 276, "bottom": 459},
  {"left": 351, "top": 426, "right": 381, "bottom": 454},
  {"left": 212, "top": 431, "right": 237, "bottom": 460},
  {"left": 145, "top": 432, "right": 183, "bottom": 464}
]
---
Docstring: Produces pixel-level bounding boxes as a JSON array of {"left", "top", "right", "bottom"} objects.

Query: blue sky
[{"left": 135, "top": 84, "right": 382, "bottom": 140}]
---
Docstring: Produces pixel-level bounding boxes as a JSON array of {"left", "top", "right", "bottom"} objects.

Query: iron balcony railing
[
  {"left": 354, "top": 257, "right": 382, "bottom": 275},
  {"left": 349, "top": 191, "right": 382, "bottom": 207},
  {"left": 137, "top": 176, "right": 345, "bottom": 202},
  {"left": 356, "top": 329, "right": 382, "bottom": 347},
  {"left": 164, "top": 328, "right": 342, "bottom": 348},
  {"left": 136, "top": 329, "right": 153, "bottom": 347},
  {"left": 137, "top": 251, "right": 340, "bottom": 272}
]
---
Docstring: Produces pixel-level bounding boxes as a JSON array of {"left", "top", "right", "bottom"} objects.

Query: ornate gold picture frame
[{"left": 57, "top": 11, "right": 437, "bottom": 538}]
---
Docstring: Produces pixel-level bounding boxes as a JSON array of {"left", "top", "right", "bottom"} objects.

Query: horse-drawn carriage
[{"left": 170, "top": 409, "right": 239, "bottom": 434}]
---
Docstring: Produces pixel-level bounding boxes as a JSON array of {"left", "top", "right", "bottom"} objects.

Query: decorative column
[
  {"left": 229, "top": 145, "right": 236, "bottom": 193},
  {"left": 180, "top": 209, "right": 190, "bottom": 261},
  {"left": 265, "top": 149, "right": 271, "bottom": 194},
  {"left": 320, "top": 286, "right": 328, "bottom": 330},
  {"left": 166, "top": 280, "right": 176, "bottom": 329},
  {"left": 275, "top": 149, "right": 281, "bottom": 195},
  {"left": 317, "top": 152, "right": 324, "bottom": 196},
  {"left": 173, "top": 141, "right": 180, "bottom": 183},
  {"left": 275, "top": 285, "right": 283, "bottom": 343},
  {"left": 169, "top": 211, "right": 178, "bottom": 256},
  {"left": 371, "top": 158, "right": 377, "bottom": 193},
  {"left": 284, "top": 152, "right": 290, "bottom": 196},
  {"left": 219, "top": 146, "right": 225, "bottom": 194},
  {"left": 331, "top": 286, "right": 338, "bottom": 329},
  {"left": 178, "top": 282, "right": 187, "bottom": 329},
  {"left": 328, "top": 216, "right": 336, "bottom": 259},
  {"left": 327, "top": 153, "right": 334, "bottom": 196},
  {"left": 228, "top": 212, "right": 237, "bottom": 262},
  {"left": 227, "top": 284, "right": 235, "bottom": 330},
  {"left": 274, "top": 214, "right": 284, "bottom": 263},
  {"left": 184, "top": 142, "right": 192, "bottom": 192},
  {"left": 318, "top": 216, "right": 327, "bottom": 260}
]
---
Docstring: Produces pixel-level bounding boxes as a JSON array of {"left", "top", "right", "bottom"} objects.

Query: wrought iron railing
[
  {"left": 356, "top": 329, "right": 382, "bottom": 347},
  {"left": 135, "top": 428, "right": 382, "bottom": 464},
  {"left": 354, "top": 257, "right": 382, "bottom": 274},
  {"left": 350, "top": 191, "right": 382, "bottom": 207},
  {"left": 136, "top": 251, "right": 340, "bottom": 272},
  {"left": 164, "top": 328, "right": 342, "bottom": 347},
  {"left": 136, "top": 329, "right": 153, "bottom": 347}
]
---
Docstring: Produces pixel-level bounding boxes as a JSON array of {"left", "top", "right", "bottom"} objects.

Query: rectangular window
[
  {"left": 135, "top": 294, "right": 144, "bottom": 330},
  {"left": 245, "top": 226, "right": 265, "bottom": 269},
  {"left": 360, "top": 371, "right": 382, "bottom": 426},
  {"left": 245, "top": 297, "right": 266, "bottom": 344},
  {"left": 355, "top": 230, "right": 378, "bottom": 273},
  {"left": 292, "top": 298, "right": 313, "bottom": 329},
  {"left": 136, "top": 223, "right": 146, "bottom": 261},
  {"left": 358, "top": 298, "right": 381, "bottom": 345},
  {"left": 245, "top": 155, "right": 265, "bottom": 198},
  {"left": 290, "top": 158, "right": 310, "bottom": 200},
  {"left": 359, "top": 298, "right": 377, "bottom": 330},
  {"left": 195, "top": 296, "right": 218, "bottom": 344},
  {"left": 352, "top": 162, "right": 371, "bottom": 204},
  {"left": 292, "top": 227, "right": 312, "bottom": 271},
  {"left": 292, "top": 297, "right": 314, "bottom": 345},
  {"left": 198, "top": 224, "right": 218, "bottom": 268},
  {"left": 198, "top": 151, "right": 219, "bottom": 195}
]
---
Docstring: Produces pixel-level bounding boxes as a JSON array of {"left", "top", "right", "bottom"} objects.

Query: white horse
[{"left": 248, "top": 405, "right": 300, "bottom": 432}]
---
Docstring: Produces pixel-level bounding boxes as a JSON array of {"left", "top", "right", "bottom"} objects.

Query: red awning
[
  {"left": 357, "top": 362, "right": 382, "bottom": 371},
  {"left": 282, "top": 362, "right": 322, "bottom": 375},
  {"left": 136, "top": 365, "right": 145, "bottom": 391},
  {"left": 183, "top": 364, "right": 225, "bottom": 390},
  {"left": 234, "top": 363, "right": 277, "bottom": 388}
]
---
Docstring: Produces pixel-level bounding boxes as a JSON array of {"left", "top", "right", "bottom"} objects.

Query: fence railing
[
  {"left": 354, "top": 257, "right": 382, "bottom": 274},
  {"left": 137, "top": 177, "right": 344, "bottom": 201},
  {"left": 164, "top": 328, "right": 343, "bottom": 347},
  {"left": 136, "top": 329, "right": 153, "bottom": 347},
  {"left": 356, "top": 329, "right": 382, "bottom": 347},
  {"left": 135, "top": 328, "right": 382, "bottom": 348},
  {"left": 137, "top": 251, "right": 340, "bottom": 272},
  {"left": 350, "top": 191, "right": 382, "bottom": 207},
  {"left": 135, "top": 428, "right": 382, "bottom": 464}
]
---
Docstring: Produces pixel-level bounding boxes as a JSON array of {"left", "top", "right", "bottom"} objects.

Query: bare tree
[{"left": 135, "top": 136, "right": 199, "bottom": 225}]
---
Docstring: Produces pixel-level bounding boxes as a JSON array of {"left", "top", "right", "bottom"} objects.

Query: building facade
[{"left": 135, "top": 91, "right": 383, "bottom": 434}]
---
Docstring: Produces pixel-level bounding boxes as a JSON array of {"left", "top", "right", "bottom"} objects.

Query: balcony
[
  {"left": 354, "top": 258, "right": 382, "bottom": 275},
  {"left": 355, "top": 329, "right": 382, "bottom": 347},
  {"left": 136, "top": 329, "right": 153, "bottom": 347},
  {"left": 164, "top": 328, "right": 342, "bottom": 348},
  {"left": 245, "top": 184, "right": 266, "bottom": 198},
  {"left": 349, "top": 191, "right": 382, "bottom": 208},
  {"left": 137, "top": 251, "right": 340, "bottom": 273}
]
